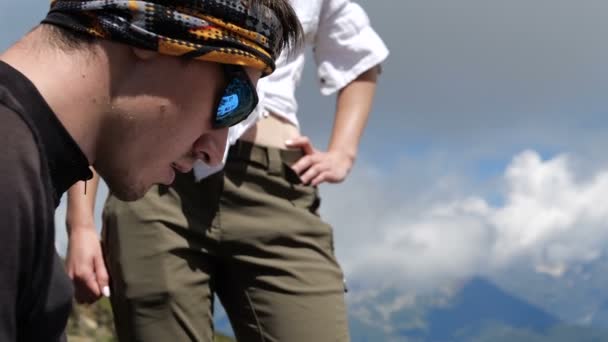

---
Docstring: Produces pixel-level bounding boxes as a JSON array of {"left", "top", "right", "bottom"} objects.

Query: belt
[{"left": 228, "top": 140, "right": 304, "bottom": 176}]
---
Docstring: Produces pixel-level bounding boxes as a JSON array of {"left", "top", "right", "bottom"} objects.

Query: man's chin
[
  {"left": 112, "top": 190, "right": 145, "bottom": 202},
  {"left": 106, "top": 182, "right": 149, "bottom": 202}
]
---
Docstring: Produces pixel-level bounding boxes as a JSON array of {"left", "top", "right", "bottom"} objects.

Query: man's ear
[{"left": 132, "top": 47, "right": 158, "bottom": 60}]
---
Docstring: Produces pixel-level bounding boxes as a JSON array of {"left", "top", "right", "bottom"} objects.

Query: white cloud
[
  {"left": 53, "top": 149, "right": 608, "bottom": 299},
  {"left": 324, "top": 150, "right": 608, "bottom": 291},
  {"left": 491, "top": 151, "right": 608, "bottom": 266}
]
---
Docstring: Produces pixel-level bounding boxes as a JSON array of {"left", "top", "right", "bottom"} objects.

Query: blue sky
[{"left": 3, "top": 0, "right": 608, "bottom": 293}]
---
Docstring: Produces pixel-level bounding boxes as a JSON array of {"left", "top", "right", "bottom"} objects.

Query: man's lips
[
  {"left": 161, "top": 161, "right": 195, "bottom": 185},
  {"left": 171, "top": 161, "right": 195, "bottom": 174}
]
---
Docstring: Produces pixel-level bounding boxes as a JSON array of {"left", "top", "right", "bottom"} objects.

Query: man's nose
[{"left": 192, "top": 127, "right": 229, "bottom": 166}]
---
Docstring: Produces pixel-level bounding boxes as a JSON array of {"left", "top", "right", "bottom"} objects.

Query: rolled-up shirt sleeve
[{"left": 314, "top": 0, "right": 390, "bottom": 95}]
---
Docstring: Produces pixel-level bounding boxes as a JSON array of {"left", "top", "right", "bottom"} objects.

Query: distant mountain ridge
[
  {"left": 347, "top": 276, "right": 608, "bottom": 342},
  {"left": 98, "top": 257, "right": 608, "bottom": 342}
]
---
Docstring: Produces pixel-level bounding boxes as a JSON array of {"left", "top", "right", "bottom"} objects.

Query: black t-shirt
[{"left": 0, "top": 61, "right": 92, "bottom": 341}]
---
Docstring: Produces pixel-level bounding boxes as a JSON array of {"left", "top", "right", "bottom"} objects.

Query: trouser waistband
[{"left": 227, "top": 140, "right": 304, "bottom": 176}]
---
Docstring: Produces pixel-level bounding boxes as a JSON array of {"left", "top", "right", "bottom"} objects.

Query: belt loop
[
  {"left": 267, "top": 147, "right": 283, "bottom": 176},
  {"left": 228, "top": 140, "right": 240, "bottom": 160}
]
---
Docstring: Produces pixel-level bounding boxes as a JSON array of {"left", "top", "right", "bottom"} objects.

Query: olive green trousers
[{"left": 103, "top": 141, "right": 349, "bottom": 342}]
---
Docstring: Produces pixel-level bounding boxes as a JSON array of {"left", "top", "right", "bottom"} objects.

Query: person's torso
[
  {"left": 260, "top": 0, "right": 323, "bottom": 121},
  {"left": 0, "top": 63, "right": 75, "bottom": 341},
  {"left": 240, "top": 0, "right": 324, "bottom": 148}
]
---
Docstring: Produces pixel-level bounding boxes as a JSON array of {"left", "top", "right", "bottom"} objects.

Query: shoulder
[
  {"left": 0, "top": 104, "right": 41, "bottom": 175},
  {"left": 0, "top": 104, "right": 44, "bottom": 211}
]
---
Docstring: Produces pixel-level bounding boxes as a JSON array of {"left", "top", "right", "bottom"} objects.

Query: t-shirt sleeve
[
  {"left": 0, "top": 107, "right": 45, "bottom": 341},
  {"left": 314, "top": 0, "right": 390, "bottom": 95}
]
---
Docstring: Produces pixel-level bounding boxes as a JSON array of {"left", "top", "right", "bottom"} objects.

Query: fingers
[
  {"left": 311, "top": 171, "right": 330, "bottom": 187},
  {"left": 291, "top": 152, "right": 334, "bottom": 185},
  {"left": 285, "top": 136, "right": 315, "bottom": 155},
  {"left": 67, "top": 260, "right": 101, "bottom": 304},
  {"left": 286, "top": 136, "right": 324, "bottom": 184},
  {"left": 291, "top": 155, "right": 314, "bottom": 175},
  {"left": 94, "top": 254, "right": 111, "bottom": 298},
  {"left": 299, "top": 164, "right": 322, "bottom": 185},
  {"left": 67, "top": 251, "right": 108, "bottom": 303},
  {"left": 75, "top": 273, "right": 102, "bottom": 304},
  {"left": 65, "top": 229, "right": 108, "bottom": 304},
  {"left": 286, "top": 138, "right": 348, "bottom": 185}
]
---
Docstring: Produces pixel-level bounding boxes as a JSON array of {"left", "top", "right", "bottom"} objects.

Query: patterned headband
[{"left": 43, "top": 0, "right": 284, "bottom": 74}]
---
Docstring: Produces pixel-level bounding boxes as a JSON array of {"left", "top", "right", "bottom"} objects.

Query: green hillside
[{"left": 67, "top": 298, "right": 235, "bottom": 342}]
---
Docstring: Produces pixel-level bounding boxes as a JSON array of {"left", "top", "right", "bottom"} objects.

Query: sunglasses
[{"left": 213, "top": 64, "right": 259, "bottom": 128}]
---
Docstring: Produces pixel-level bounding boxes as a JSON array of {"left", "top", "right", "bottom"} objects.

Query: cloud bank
[{"left": 323, "top": 150, "right": 608, "bottom": 290}]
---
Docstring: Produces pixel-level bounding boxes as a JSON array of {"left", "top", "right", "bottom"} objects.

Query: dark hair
[
  {"left": 41, "top": 24, "right": 95, "bottom": 50},
  {"left": 255, "top": 0, "right": 304, "bottom": 56}
]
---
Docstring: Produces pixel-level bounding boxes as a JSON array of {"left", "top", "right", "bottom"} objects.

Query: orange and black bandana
[{"left": 42, "top": 0, "right": 283, "bottom": 75}]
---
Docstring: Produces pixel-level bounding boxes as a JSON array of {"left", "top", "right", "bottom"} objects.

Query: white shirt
[{"left": 194, "top": 0, "right": 389, "bottom": 180}]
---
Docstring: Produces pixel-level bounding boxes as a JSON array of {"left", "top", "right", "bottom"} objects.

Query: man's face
[{"left": 94, "top": 55, "right": 261, "bottom": 201}]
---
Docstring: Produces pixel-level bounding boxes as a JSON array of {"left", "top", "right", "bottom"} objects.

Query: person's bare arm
[
  {"left": 65, "top": 171, "right": 110, "bottom": 304},
  {"left": 67, "top": 173, "right": 99, "bottom": 231},
  {"left": 288, "top": 65, "right": 380, "bottom": 185}
]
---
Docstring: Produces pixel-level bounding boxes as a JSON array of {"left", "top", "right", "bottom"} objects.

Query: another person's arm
[
  {"left": 65, "top": 171, "right": 109, "bottom": 304},
  {"left": 288, "top": 0, "right": 388, "bottom": 185},
  {"left": 288, "top": 66, "right": 379, "bottom": 185}
]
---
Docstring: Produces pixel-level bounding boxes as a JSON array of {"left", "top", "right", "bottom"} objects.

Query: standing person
[
  {"left": 0, "top": 1, "right": 301, "bottom": 341},
  {"left": 66, "top": 0, "right": 388, "bottom": 341}
]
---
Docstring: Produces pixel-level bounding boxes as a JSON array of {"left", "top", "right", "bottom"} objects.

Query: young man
[
  {"left": 0, "top": 1, "right": 301, "bottom": 341},
  {"left": 66, "top": 0, "right": 387, "bottom": 340}
]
